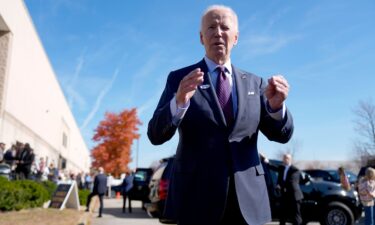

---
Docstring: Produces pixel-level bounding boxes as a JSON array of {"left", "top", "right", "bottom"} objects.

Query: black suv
[
  {"left": 112, "top": 168, "right": 153, "bottom": 209},
  {"left": 264, "top": 160, "right": 362, "bottom": 225},
  {"left": 146, "top": 157, "right": 362, "bottom": 225},
  {"left": 131, "top": 168, "right": 154, "bottom": 205},
  {"left": 145, "top": 156, "right": 176, "bottom": 224}
]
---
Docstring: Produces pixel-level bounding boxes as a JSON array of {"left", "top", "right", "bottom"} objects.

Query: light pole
[{"left": 136, "top": 139, "right": 139, "bottom": 169}]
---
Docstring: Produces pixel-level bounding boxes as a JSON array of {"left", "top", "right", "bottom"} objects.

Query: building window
[{"left": 62, "top": 132, "right": 68, "bottom": 148}]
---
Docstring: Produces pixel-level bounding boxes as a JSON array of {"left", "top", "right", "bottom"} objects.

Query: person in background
[
  {"left": 85, "top": 167, "right": 107, "bottom": 218},
  {"left": 4, "top": 144, "right": 17, "bottom": 179},
  {"left": 76, "top": 172, "right": 83, "bottom": 189},
  {"left": 148, "top": 5, "right": 293, "bottom": 225},
  {"left": 85, "top": 172, "right": 93, "bottom": 190},
  {"left": 277, "top": 153, "right": 303, "bottom": 225},
  {"left": 37, "top": 157, "right": 45, "bottom": 181},
  {"left": 121, "top": 170, "right": 134, "bottom": 213},
  {"left": 48, "top": 163, "right": 58, "bottom": 183},
  {"left": 358, "top": 167, "right": 375, "bottom": 225},
  {"left": 16, "top": 143, "right": 35, "bottom": 179},
  {"left": 106, "top": 173, "right": 113, "bottom": 198},
  {"left": 0, "top": 142, "right": 5, "bottom": 163},
  {"left": 40, "top": 161, "right": 50, "bottom": 181},
  {"left": 338, "top": 166, "right": 351, "bottom": 191}
]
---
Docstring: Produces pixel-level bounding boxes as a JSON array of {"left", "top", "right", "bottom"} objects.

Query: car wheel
[{"left": 321, "top": 202, "right": 354, "bottom": 225}]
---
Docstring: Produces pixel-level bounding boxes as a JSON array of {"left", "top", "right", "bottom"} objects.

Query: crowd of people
[{"left": 0, "top": 141, "right": 94, "bottom": 191}]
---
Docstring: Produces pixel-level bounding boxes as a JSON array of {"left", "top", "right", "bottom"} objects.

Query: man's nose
[{"left": 214, "top": 27, "right": 223, "bottom": 37}]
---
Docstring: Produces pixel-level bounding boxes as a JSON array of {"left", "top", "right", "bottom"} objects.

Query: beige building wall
[{"left": 0, "top": 0, "right": 90, "bottom": 173}]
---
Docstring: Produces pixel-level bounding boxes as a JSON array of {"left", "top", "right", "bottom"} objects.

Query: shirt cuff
[
  {"left": 266, "top": 102, "right": 286, "bottom": 121},
  {"left": 170, "top": 96, "right": 189, "bottom": 125}
]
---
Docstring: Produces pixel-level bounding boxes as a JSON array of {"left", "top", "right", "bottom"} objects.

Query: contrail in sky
[{"left": 80, "top": 68, "right": 119, "bottom": 130}]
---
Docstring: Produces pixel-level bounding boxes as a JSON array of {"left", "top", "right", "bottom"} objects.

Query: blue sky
[{"left": 24, "top": 0, "right": 375, "bottom": 168}]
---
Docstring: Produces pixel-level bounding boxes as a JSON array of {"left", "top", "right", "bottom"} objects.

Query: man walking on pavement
[{"left": 86, "top": 167, "right": 107, "bottom": 218}]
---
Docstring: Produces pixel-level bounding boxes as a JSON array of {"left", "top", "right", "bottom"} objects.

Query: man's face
[
  {"left": 200, "top": 9, "right": 238, "bottom": 64},
  {"left": 283, "top": 154, "right": 291, "bottom": 166},
  {"left": 0, "top": 143, "right": 5, "bottom": 150}
]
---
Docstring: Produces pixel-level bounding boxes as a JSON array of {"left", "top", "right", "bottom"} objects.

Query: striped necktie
[{"left": 216, "top": 66, "right": 233, "bottom": 127}]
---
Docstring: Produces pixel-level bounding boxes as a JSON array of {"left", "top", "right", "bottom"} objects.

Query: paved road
[
  {"left": 90, "top": 197, "right": 363, "bottom": 225},
  {"left": 90, "top": 198, "right": 163, "bottom": 225}
]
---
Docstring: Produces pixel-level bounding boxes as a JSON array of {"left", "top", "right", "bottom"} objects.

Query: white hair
[{"left": 201, "top": 5, "right": 239, "bottom": 32}]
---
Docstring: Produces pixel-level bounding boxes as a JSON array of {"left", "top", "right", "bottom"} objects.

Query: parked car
[
  {"left": 145, "top": 156, "right": 176, "bottom": 224},
  {"left": 131, "top": 168, "right": 154, "bottom": 204},
  {"left": 304, "top": 169, "right": 357, "bottom": 185},
  {"left": 112, "top": 168, "right": 153, "bottom": 209},
  {"left": 264, "top": 160, "right": 363, "bottom": 225},
  {"left": 0, "top": 163, "right": 11, "bottom": 180}
]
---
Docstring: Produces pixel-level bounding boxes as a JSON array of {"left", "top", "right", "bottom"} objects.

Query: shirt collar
[{"left": 204, "top": 56, "right": 232, "bottom": 75}]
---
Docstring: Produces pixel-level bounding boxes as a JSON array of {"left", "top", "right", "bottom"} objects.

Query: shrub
[
  {"left": 14, "top": 180, "right": 50, "bottom": 208},
  {"left": 0, "top": 178, "right": 50, "bottom": 211},
  {"left": 78, "top": 189, "right": 90, "bottom": 206},
  {"left": 40, "top": 180, "right": 57, "bottom": 199}
]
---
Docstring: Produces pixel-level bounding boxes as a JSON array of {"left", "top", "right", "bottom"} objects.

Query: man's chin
[{"left": 210, "top": 49, "right": 226, "bottom": 56}]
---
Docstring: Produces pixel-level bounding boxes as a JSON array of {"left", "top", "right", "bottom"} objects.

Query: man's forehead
[{"left": 205, "top": 10, "right": 233, "bottom": 22}]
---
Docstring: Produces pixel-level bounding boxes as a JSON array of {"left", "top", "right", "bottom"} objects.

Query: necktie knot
[{"left": 216, "top": 66, "right": 227, "bottom": 79}]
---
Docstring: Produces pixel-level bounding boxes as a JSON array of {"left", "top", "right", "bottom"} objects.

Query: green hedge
[
  {"left": 0, "top": 177, "right": 90, "bottom": 211},
  {"left": 40, "top": 180, "right": 58, "bottom": 198},
  {"left": 78, "top": 189, "right": 91, "bottom": 206},
  {"left": 0, "top": 176, "right": 50, "bottom": 211}
]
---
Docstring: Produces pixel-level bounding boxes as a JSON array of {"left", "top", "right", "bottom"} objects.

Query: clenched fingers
[
  {"left": 268, "top": 75, "right": 290, "bottom": 92},
  {"left": 176, "top": 68, "right": 204, "bottom": 105},
  {"left": 179, "top": 68, "right": 204, "bottom": 93}
]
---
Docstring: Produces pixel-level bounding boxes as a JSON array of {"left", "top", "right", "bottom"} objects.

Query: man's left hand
[{"left": 265, "top": 75, "right": 289, "bottom": 111}]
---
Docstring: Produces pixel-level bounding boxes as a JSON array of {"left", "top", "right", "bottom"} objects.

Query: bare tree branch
[{"left": 352, "top": 98, "right": 375, "bottom": 160}]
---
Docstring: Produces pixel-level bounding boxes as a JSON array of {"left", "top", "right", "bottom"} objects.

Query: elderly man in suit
[
  {"left": 148, "top": 4, "right": 293, "bottom": 225},
  {"left": 85, "top": 167, "right": 107, "bottom": 218},
  {"left": 277, "top": 154, "right": 303, "bottom": 225}
]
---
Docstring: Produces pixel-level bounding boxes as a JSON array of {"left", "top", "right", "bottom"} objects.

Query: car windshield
[{"left": 134, "top": 171, "right": 148, "bottom": 182}]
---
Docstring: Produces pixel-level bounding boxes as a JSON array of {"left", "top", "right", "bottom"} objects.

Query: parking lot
[{"left": 90, "top": 198, "right": 364, "bottom": 225}]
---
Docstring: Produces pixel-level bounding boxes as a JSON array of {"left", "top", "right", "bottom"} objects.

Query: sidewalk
[
  {"left": 89, "top": 197, "right": 163, "bottom": 225},
  {"left": 89, "top": 197, "right": 364, "bottom": 225}
]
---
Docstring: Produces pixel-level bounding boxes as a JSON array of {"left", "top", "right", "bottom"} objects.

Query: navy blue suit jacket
[
  {"left": 148, "top": 59, "right": 294, "bottom": 225},
  {"left": 278, "top": 165, "right": 304, "bottom": 201},
  {"left": 93, "top": 173, "right": 107, "bottom": 195}
]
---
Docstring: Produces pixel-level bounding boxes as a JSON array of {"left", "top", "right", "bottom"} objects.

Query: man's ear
[
  {"left": 200, "top": 32, "right": 204, "bottom": 45},
  {"left": 234, "top": 32, "right": 239, "bottom": 45}
]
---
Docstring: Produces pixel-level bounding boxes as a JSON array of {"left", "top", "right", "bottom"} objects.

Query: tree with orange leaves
[{"left": 91, "top": 108, "right": 141, "bottom": 177}]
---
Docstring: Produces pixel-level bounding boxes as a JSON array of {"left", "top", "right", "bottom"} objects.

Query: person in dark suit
[
  {"left": 85, "top": 167, "right": 107, "bottom": 218},
  {"left": 148, "top": 5, "right": 294, "bottom": 225},
  {"left": 121, "top": 171, "right": 134, "bottom": 213},
  {"left": 277, "top": 153, "right": 303, "bottom": 225}
]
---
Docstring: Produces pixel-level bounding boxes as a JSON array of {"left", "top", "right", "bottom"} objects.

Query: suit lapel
[
  {"left": 196, "top": 60, "right": 227, "bottom": 127},
  {"left": 231, "top": 66, "right": 248, "bottom": 132},
  {"left": 230, "top": 66, "right": 261, "bottom": 139}
]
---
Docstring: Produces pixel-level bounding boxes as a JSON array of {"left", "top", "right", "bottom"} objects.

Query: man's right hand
[{"left": 176, "top": 68, "right": 204, "bottom": 106}]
